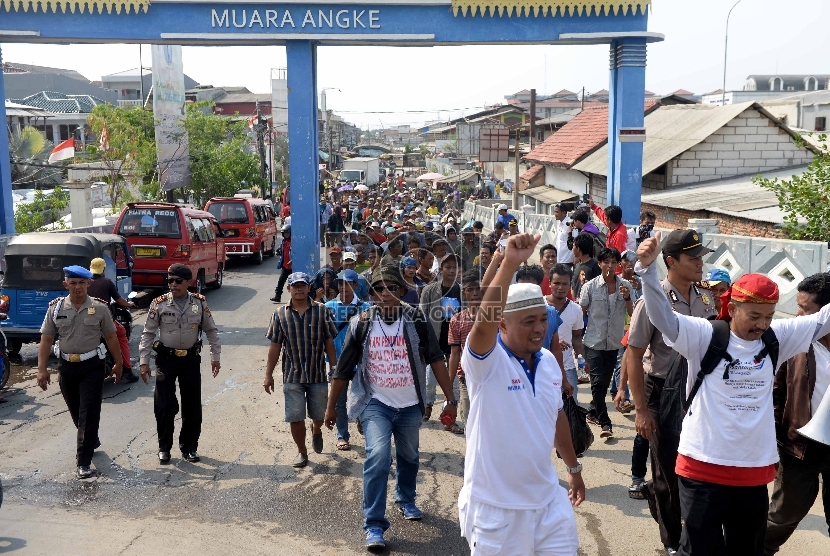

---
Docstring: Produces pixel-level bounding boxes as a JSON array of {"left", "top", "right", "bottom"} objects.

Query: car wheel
[
  {"left": 254, "top": 244, "right": 264, "bottom": 265},
  {"left": 190, "top": 271, "right": 206, "bottom": 294},
  {"left": 267, "top": 238, "right": 277, "bottom": 257},
  {"left": 0, "top": 353, "right": 10, "bottom": 390},
  {"left": 211, "top": 265, "right": 223, "bottom": 289}
]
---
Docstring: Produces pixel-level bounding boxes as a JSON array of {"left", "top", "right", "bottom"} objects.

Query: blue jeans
[
  {"left": 565, "top": 366, "right": 578, "bottom": 400},
  {"left": 359, "top": 398, "right": 423, "bottom": 531},
  {"left": 335, "top": 385, "right": 349, "bottom": 442},
  {"left": 610, "top": 347, "right": 630, "bottom": 402}
]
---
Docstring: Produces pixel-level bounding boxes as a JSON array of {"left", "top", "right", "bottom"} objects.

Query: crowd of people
[{"left": 263, "top": 178, "right": 829, "bottom": 555}]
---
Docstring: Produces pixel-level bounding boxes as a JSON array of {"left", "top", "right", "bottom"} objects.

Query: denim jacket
[{"left": 332, "top": 303, "right": 444, "bottom": 418}]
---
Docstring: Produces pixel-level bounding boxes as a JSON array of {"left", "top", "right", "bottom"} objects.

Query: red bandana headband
[{"left": 717, "top": 273, "right": 779, "bottom": 321}]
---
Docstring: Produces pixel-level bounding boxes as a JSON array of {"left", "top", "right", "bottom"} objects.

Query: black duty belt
[{"left": 153, "top": 341, "right": 202, "bottom": 357}]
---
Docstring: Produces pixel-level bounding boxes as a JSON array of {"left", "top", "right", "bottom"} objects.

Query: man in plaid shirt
[{"left": 446, "top": 270, "right": 484, "bottom": 434}]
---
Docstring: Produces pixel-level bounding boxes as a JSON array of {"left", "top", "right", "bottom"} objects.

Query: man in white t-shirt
[
  {"left": 548, "top": 263, "right": 586, "bottom": 398},
  {"left": 553, "top": 203, "right": 574, "bottom": 267},
  {"left": 636, "top": 233, "right": 830, "bottom": 555},
  {"left": 325, "top": 265, "right": 457, "bottom": 550},
  {"left": 459, "top": 233, "right": 584, "bottom": 555}
]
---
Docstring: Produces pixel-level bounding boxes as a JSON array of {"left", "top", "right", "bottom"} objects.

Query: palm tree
[{"left": 7, "top": 125, "right": 64, "bottom": 189}]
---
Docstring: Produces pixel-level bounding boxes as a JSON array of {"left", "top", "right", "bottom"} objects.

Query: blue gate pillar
[
  {"left": 0, "top": 46, "right": 17, "bottom": 234},
  {"left": 607, "top": 39, "right": 647, "bottom": 225},
  {"left": 286, "top": 40, "right": 320, "bottom": 274}
]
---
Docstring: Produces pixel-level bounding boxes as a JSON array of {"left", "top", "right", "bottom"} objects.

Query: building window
[
  {"left": 770, "top": 77, "right": 784, "bottom": 91},
  {"left": 816, "top": 117, "right": 827, "bottom": 132},
  {"left": 805, "top": 76, "right": 819, "bottom": 91}
]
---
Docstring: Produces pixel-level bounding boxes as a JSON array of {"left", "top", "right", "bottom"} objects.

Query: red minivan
[
  {"left": 114, "top": 203, "right": 226, "bottom": 292},
  {"left": 204, "top": 195, "right": 278, "bottom": 265}
]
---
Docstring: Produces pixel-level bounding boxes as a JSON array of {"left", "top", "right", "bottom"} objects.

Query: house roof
[
  {"left": 10, "top": 91, "right": 103, "bottom": 114},
  {"left": 520, "top": 164, "right": 544, "bottom": 182},
  {"left": 535, "top": 108, "right": 583, "bottom": 126},
  {"left": 522, "top": 186, "right": 579, "bottom": 205},
  {"left": 747, "top": 75, "right": 830, "bottom": 91},
  {"left": 4, "top": 100, "right": 55, "bottom": 118},
  {"left": 215, "top": 92, "right": 271, "bottom": 105},
  {"left": 573, "top": 102, "right": 813, "bottom": 176},
  {"left": 671, "top": 89, "right": 694, "bottom": 95},
  {"left": 3, "top": 62, "right": 90, "bottom": 83},
  {"left": 523, "top": 106, "right": 609, "bottom": 168},
  {"left": 525, "top": 100, "right": 659, "bottom": 168},
  {"left": 101, "top": 68, "right": 148, "bottom": 79},
  {"left": 641, "top": 165, "right": 810, "bottom": 224}
]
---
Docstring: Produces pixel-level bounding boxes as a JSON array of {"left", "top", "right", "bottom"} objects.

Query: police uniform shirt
[
  {"left": 627, "top": 279, "right": 715, "bottom": 379},
  {"left": 40, "top": 296, "right": 116, "bottom": 354},
  {"left": 138, "top": 292, "right": 221, "bottom": 365}
]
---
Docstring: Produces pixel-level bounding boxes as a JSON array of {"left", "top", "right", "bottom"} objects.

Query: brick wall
[
  {"left": 642, "top": 202, "right": 785, "bottom": 238},
  {"left": 670, "top": 108, "right": 813, "bottom": 186}
]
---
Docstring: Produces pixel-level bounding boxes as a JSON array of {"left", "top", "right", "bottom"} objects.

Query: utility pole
[
  {"left": 529, "top": 88, "right": 536, "bottom": 151},
  {"left": 512, "top": 128, "right": 520, "bottom": 210},
  {"left": 722, "top": 0, "right": 744, "bottom": 106},
  {"left": 581, "top": 86, "right": 585, "bottom": 111},
  {"left": 139, "top": 45, "right": 145, "bottom": 109},
  {"left": 255, "top": 101, "right": 268, "bottom": 198}
]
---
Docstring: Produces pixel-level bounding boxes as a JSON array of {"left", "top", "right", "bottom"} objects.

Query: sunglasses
[
  {"left": 167, "top": 277, "right": 186, "bottom": 284},
  {"left": 372, "top": 284, "right": 401, "bottom": 294}
]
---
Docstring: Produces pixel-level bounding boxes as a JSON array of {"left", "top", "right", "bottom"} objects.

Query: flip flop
[
  {"left": 310, "top": 423, "right": 323, "bottom": 454},
  {"left": 337, "top": 439, "right": 351, "bottom": 451},
  {"left": 445, "top": 422, "right": 465, "bottom": 435}
]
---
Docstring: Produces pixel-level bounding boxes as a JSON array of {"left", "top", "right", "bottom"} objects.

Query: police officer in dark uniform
[
  {"left": 37, "top": 265, "right": 123, "bottom": 479},
  {"left": 139, "top": 264, "right": 221, "bottom": 464}
]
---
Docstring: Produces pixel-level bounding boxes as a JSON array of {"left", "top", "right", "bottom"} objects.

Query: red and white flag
[
  {"left": 100, "top": 125, "right": 109, "bottom": 151},
  {"left": 48, "top": 138, "right": 75, "bottom": 164},
  {"left": 247, "top": 115, "right": 257, "bottom": 129}
]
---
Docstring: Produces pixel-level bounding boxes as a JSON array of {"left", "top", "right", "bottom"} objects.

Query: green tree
[
  {"left": 180, "top": 103, "right": 266, "bottom": 205},
  {"left": 14, "top": 187, "right": 69, "bottom": 233},
  {"left": 8, "top": 126, "right": 63, "bottom": 189},
  {"left": 86, "top": 105, "right": 157, "bottom": 209},
  {"left": 403, "top": 143, "right": 413, "bottom": 154},
  {"left": 754, "top": 134, "right": 829, "bottom": 240}
]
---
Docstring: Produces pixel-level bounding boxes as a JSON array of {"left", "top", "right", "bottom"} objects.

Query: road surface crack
[{"left": 119, "top": 529, "right": 144, "bottom": 555}]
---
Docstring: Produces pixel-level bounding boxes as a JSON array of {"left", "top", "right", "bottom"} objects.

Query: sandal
[
  {"left": 336, "top": 439, "right": 351, "bottom": 451},
  {"left": 620, "top": 401, "right": 634, "bottom": 414},
  {"left": 444, "top": 422, "right": 465, "bottom": 435},
  {"left": 629, "top": 480, "right": 645, "bottom": 500},
  {"left": 423, "top": 405, "right": 433, "bottom": 422}
]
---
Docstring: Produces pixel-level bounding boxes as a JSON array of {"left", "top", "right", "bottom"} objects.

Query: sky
[{"left": 3, "top": 0, "right": 830, "bottom": 128}]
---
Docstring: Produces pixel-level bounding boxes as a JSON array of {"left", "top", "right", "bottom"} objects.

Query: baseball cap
[
  {"left": 440, "top": 253, "right": 461, "bottom": 266},
  {"left": 705, "top": 268, "right": 732, "bottom": 285},
  {"left": 336, "top": 269, "right": 359, "bottom": 283},
  {"left": 287, "top": 272, "right": 312, "bottom": 286},
  {"left": 370, "top": 265, "right": 406, "bottom": 287},
  {"left": 508, "top": 218, "right": 518, "bottom": 226},
  {"left": 662, "top": 229, "right": 713, "bottom": 258},
  {"left": 385, "top": 226, "right": 397, "bottom": 234},
  {"left": 89, "top": 257, "right": 106, "bottom": 275},
  {"left": 328, "top": 245, "right": 342, "bottom": 254},
  {"left": 343, "top": 251, "right": 357, "bottom": 262},
  {"left": 401, "top": 256, "right": 417, "bottom": 268},
  {"left": 497, "top": 203, "right": 508, "bottom": 211}
]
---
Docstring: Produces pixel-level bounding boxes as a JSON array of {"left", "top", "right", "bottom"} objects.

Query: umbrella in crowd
[
  {"left": 417, "top": 172, "right": 443, "bottom": 181},
  {"left": 338, "top": 184, "right": 354, "bottom": 192},
  {"left": 355, "top": 184, "right": 370, "bottom": 191}
]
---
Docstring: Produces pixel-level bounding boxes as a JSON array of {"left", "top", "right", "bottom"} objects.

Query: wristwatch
[
  {"left": 444, "top": 399, "right": 458, "bottom": 406},
  {"left": 566, "top": 461, "right": 583, "bottom": 474}
]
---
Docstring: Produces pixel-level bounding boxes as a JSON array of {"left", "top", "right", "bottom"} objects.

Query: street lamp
[{"left": 722, "top": 0, "right": 744, "bottom": 107}]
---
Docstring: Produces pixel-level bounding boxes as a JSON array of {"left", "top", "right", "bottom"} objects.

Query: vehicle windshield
[
  {"left": 206, "top": 202, "right": 250, "bottom": 224},
  {"left": 117, "top": 208, "right": 182, "bottom": 238},
  {"left": 340, "top": 170, "right": 362, "bottom": 181}
]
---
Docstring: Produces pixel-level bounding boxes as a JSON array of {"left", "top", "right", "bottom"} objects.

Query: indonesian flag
[
  {"left": 247, "top": 115, "right": 257, "bottom": 129},
  {"left": 48, "top": 138, "right": 75, "bottom": 164},
  {"left": 100, "top": 125, "right": 109, "bottom": 151}
]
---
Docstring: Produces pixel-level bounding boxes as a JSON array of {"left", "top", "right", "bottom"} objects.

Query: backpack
[{"left": 658, "top": 320, "right": 779, "bottom": 436}]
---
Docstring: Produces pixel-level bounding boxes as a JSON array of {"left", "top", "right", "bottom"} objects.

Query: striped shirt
[
  {"left": 267, "top": 299, "right": 337, "bottom": 384},
  {"left": 448, "top": 309, "right": 476, "bottom": 379}
]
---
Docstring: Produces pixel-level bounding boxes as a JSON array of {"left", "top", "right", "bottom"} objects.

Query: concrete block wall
[{"left": 670, "top": 108, "right": 814, "bottom": 186}]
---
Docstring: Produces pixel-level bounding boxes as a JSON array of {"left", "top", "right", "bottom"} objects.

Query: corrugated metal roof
[
  {"left": 435, "top": 169, "right": 480, "bottom": 183},
  {"left": 574, "top": 102, "right": 772, "bottom": 175},
  {"left": 523, "top": 186, "right": 579, "bottom": 204},
  {"left": 641, "top": 165, "right": 810, "bottom": 224}
]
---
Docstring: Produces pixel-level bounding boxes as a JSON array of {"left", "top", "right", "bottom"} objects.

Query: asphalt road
[{"left": 0, "top": 257, "right": 825, "bottom": 555}]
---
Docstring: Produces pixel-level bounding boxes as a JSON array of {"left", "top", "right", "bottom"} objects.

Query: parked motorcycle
[{"left": 104, "top": 292, "right": 137, "bottom": 382}]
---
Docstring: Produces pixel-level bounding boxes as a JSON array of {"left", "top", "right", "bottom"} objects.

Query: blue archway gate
[{"left": 0, "top": 0, "right": 662, "bottom": 273}]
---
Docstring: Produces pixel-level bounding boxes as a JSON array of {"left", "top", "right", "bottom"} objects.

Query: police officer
[
  {"left": 139, "top": 264, "right": 221, "bottom": 464},
  {"left": 37, "top": 265, "right": 123, "bottom": 480}
]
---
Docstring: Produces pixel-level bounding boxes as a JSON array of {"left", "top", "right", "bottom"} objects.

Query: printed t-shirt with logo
[
  {"left": 666, "top": 304, "right": 830, "bottom": 486},
  {"left": 438, "top": 283, "right": 462, "bottom": 354},
  {"left": 365, "top": 316, "right": 419, "bottom": 409}
]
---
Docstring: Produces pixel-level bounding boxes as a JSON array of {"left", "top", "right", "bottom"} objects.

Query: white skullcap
[{"left": 504, "top": 283, "right": 545, "bottom": 313}]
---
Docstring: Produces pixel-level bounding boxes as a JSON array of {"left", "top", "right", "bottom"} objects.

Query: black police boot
[{"left": 270, "top": 291, "right": 282, "bottom": 303}]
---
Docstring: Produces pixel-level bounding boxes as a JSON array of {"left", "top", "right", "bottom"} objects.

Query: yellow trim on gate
[
  {"left": 1, "top": 0, "right": 150, "bottom": 14},
  {"left": 452, "top": 0, "right": 651, "bottom": 17}
]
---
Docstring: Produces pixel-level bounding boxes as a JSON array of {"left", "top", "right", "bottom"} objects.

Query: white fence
[{"left": 463, "top": 200, "right": 830, "bottom": 316}]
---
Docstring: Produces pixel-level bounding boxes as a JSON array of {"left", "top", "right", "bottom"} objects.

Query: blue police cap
[{"left": 63, "top": 265, "right": 93, "bottom": 279}]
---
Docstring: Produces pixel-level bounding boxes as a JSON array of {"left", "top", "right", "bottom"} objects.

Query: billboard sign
[
  {"left": 479, "top": 127, "right": 509, "bottom": 162},
  {"left": 152, "top": 44, "right": 190, "bottom": 191}
]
